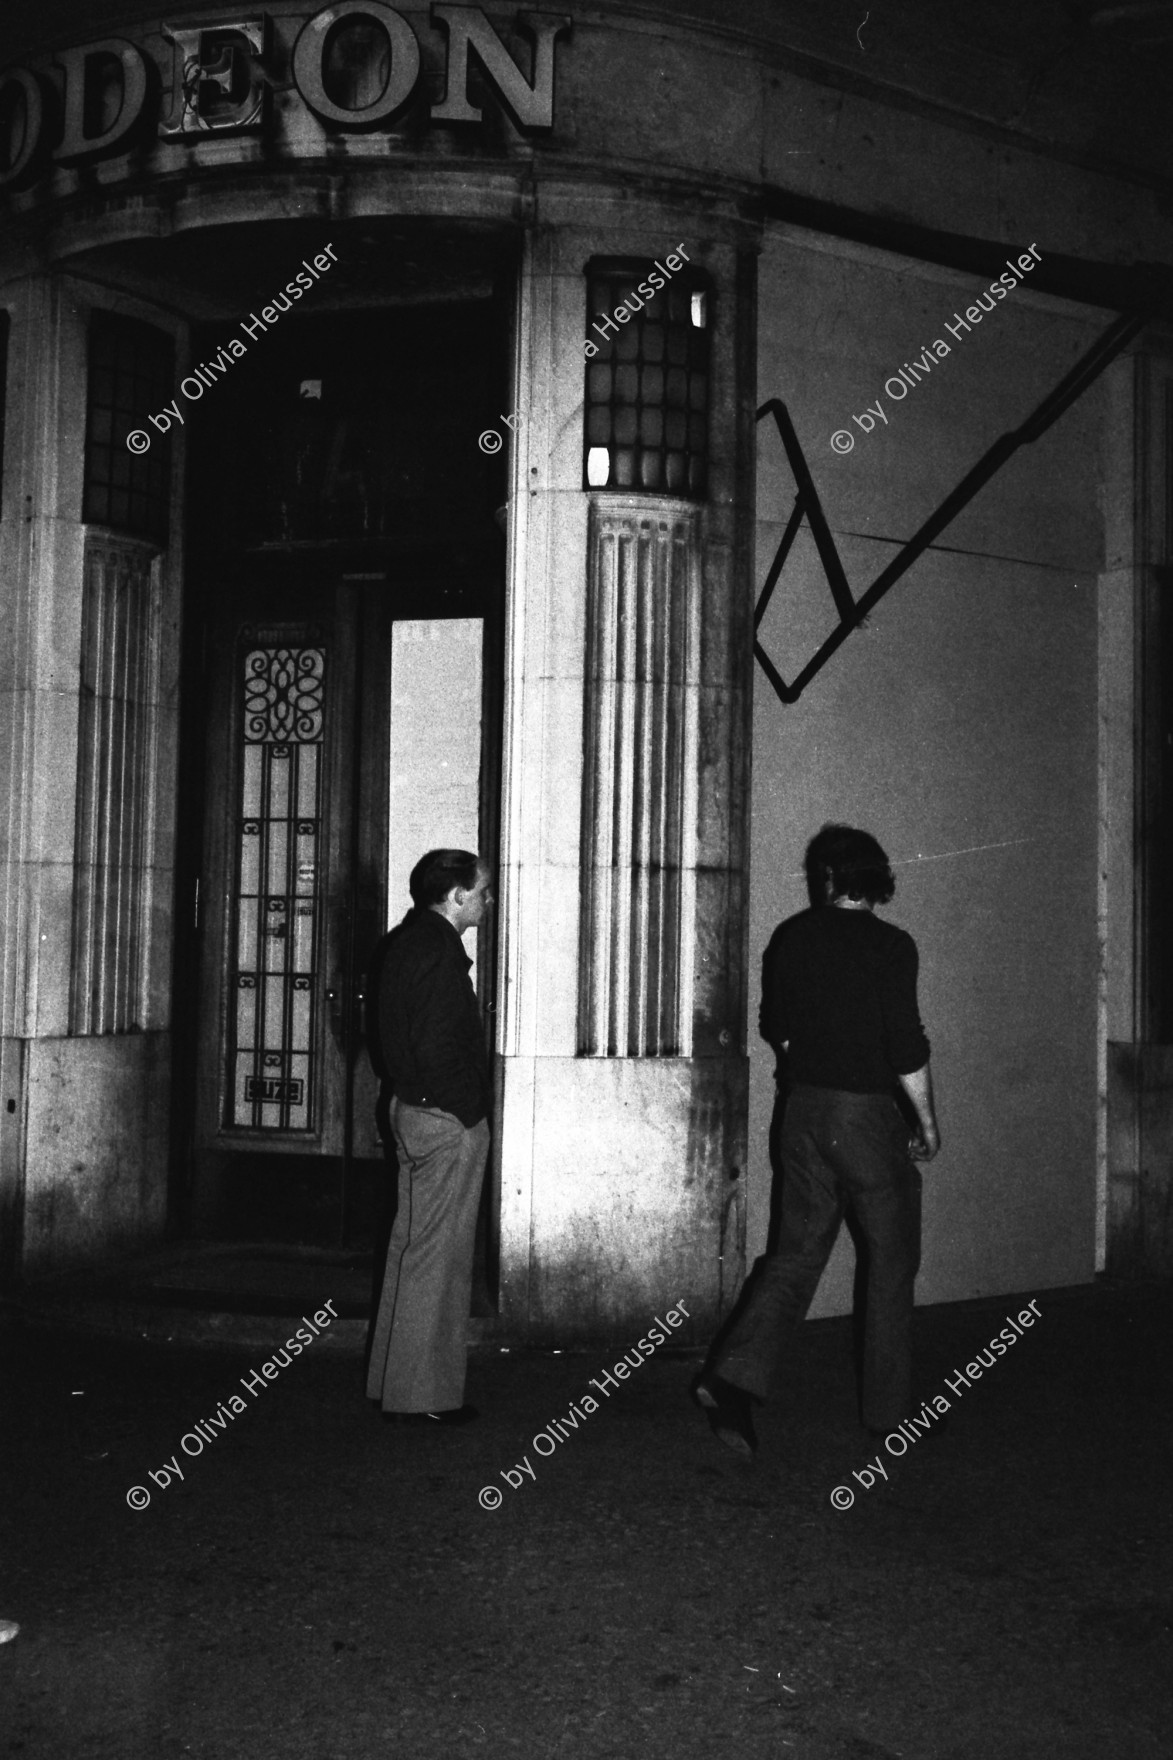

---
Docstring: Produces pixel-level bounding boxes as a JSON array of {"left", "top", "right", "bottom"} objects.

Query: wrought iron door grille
[{"left": 227, "top": 641, "right": 325, "bottom": 1131}]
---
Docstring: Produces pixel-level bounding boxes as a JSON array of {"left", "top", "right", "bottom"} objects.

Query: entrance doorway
[{"left": 173, "top": 294, "right": 507, "bottom": 1255}]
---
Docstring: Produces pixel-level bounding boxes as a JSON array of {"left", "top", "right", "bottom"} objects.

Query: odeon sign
[{"left": 0, "top": 4, "right": 571, "bottom": 191}]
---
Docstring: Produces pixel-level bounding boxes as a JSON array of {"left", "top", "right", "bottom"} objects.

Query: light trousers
[{"left": 365, "top": 1099, "right": 489, "bottom": 1413}]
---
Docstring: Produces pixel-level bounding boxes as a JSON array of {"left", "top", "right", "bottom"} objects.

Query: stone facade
[{"left": 0, "top": 1, "right": 1170, "bottom": 1325}]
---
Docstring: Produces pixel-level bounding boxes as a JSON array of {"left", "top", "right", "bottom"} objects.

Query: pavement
[{"left": 1, "top": 1273, "right": 1171, "bottom": 1760}]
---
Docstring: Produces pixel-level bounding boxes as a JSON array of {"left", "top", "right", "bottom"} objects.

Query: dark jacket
[
  {"left": 763, "top": 905, "right": 930, "bottom": 1094},
  {"left": 367, "top": 909, "right": 490, "bottom": 1127}
]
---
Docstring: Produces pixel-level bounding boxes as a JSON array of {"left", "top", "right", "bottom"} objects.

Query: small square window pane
[
  {"left": 586, "top": 447, "right": 611, "bottom": 486},
  {"left": 614, "top": 407, "right": 637, "bottom": 446},
  {"left": 587, "top": 407, "right": 611, "bottom": 445},
  {"left": 615, "top": 363, "right": 639, "bottom": 403},
  {"left": 589, "top": 363, "right": 613, "bottom": 401}
]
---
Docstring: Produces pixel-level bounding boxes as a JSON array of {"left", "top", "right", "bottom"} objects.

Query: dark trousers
[{"left": 713, "top": 1084, "right": 921, "bottom": 1431}]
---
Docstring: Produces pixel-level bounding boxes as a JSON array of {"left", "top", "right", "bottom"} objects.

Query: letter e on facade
[{"left": 159, "top": 19, "right": 270, "bottom": 138}]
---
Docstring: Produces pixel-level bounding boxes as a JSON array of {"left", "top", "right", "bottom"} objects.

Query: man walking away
[
  {"left": 366, "top": 849, "right": 493, "bottom": 1425},
  {"left": 694, "top": 824, "right": 940, "bottom": 1455}
]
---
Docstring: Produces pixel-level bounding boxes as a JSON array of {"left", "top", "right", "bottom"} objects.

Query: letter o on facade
[
  {"left": 181, "top": 1432, "right": 205, "bottom": 1456},
  {"left": 884, "top": 377, "right": 908, "bottom": 400},
  {"left": 533, "top": 1431, "right": 557, "bottom": 1456},
  {"left": 884, "top": 1432, "right": 908, "bottom": 1457},
  {"left": 292, "top": 2, "right": 421, "bottom": 127},
  {"left": 0, "top": 67, "right": 48, "bottom": 190}
]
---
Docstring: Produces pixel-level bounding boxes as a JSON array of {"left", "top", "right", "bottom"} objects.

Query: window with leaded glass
[
  {"left": 83, "top": 312, "right": 174, "bottom": 542},
  {"left": 228, "top": 638, "right": 326, "bottom": 1132},
  {"left": 583, "top": 258, "right": 710, "bottom": 498}
]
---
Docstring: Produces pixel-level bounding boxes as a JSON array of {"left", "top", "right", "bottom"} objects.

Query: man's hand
[
  {"left": 897, "top": 1063, "right": 939, "bottom": 1162},
  {"left": 909, "top": 1122, "right": 940, "bottom": 1162}
]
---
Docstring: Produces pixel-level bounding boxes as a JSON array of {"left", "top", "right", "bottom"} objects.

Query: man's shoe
[
  {"left": 692, "top": 1372, "right": 758, "bottom": 1458},
  {"left": 384, "top": 1404, "right": 479, "bottom": 1426}
]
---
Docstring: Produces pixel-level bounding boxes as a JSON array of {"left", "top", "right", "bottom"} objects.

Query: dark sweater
[
  {"left": 367, "top": 909, "right": 490, "bottom": 1127},
  {"left": 763, "top": 906, "right": 929, "bottom": 1094}
]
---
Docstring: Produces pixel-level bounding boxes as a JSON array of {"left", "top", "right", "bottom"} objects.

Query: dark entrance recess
[{"left": 172, "top": 283, "right": 510, "bottom": 1271}]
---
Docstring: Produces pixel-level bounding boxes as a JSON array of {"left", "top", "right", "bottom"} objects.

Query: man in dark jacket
[
  {"left": 694, "top": 824, "right": 940, "bottom": 1455},
  {"left": 365, "top": 848, "right": 493, "bottom": 1424}
]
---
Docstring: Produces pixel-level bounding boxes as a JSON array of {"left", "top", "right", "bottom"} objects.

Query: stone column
[
  {"left": 0, "top": 277, "right": 181, "bottom": 1280},
  {"left": 492, "top": 215, "right": 756, "bottom": 1343}
]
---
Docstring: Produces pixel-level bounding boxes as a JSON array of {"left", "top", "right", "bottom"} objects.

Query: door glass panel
[
  {"left": 388, "top": 619, "right": 483, "bottom": 962},
  {"left": 229, "top": 643, "right": 326, "bottom": 1129}
]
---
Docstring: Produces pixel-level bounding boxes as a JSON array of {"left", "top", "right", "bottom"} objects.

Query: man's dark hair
[
  {"left": 409, "top": 848, "right": 482, "bottom": 908},
  {"left": 804, "top": 824, "right": 895, "bottom": 906}
]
